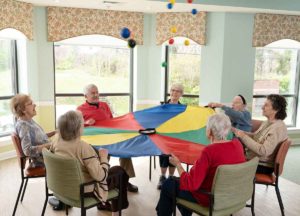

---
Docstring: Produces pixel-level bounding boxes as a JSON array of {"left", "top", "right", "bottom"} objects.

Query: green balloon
[{"left": 161, "top": 62, "right": 167, "bottom": 67}]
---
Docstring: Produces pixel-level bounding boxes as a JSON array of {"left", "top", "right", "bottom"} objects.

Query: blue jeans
[{"left": 156, "top": 177, "right": 198, "bottom": 216}]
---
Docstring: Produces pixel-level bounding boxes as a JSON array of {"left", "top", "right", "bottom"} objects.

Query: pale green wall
[
  {"left": 200, "top": 12, "right": 255, "bottom": 105},
  {"left": 136, "top": 14, "right": 162, "bottom": 102}
]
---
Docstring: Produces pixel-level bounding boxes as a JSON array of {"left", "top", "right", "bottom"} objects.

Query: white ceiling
[{"left": 18, "top": 0, "right": 300, "bottom": 15}]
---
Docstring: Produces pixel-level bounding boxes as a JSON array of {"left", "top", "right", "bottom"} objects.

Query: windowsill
[
  {"left": 287, "top": 127, "right": 300, "bottom": 134},
  {"left": 0, "top": 135, "right": 11, "bottom": 147}
]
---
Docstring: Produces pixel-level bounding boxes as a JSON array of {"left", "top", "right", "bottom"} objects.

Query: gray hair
[
  {"left": 83, "top": 84, "right": 98, "bottom": 95},
  {"left": 170, "top": 83, "right": 184, "bottom": 94},
  {"left": 206, "top": 113, "right": 231, "bottom": 140},
  {"left": 58, "top": 110, "right": 83, "bottom": 141}
]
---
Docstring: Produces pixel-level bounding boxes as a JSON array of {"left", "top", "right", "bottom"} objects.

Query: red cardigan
[
  {"left": 179, "top": 139, "right": 246, "bottom": 206},
  {"left": 77, "top": 101, "right": 113, "bottom": 125}
]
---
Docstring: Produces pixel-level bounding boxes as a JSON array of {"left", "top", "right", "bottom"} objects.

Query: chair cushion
[
  {"left": 255, "top": 173, "right": 275, "bottom": 184},
  {"left": 176, "top": 198, "right": 245, "bottom": 216},
  {"left": 25, "top": 166, "right": 46, "bottom": 177},
  {"left": 54, "top": 189, "right": 119, "bottom": 209}
]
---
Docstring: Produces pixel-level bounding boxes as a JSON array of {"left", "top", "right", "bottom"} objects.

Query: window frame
[
  {"left": 0, "top": 39, "right": 19, "bottom": 137},
  {"left": 253, "top": 47, "right": 300, "bottom": 127},
  {"left": 53, "top": 43, "right": 134, "bottom": 121},
  {"left": 163, "top": 45, "right": 200, "bottom": 103}
]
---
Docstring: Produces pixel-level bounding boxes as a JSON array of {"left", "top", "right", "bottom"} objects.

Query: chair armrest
[
  {"left": 197, "top": 189, "right": 213, "bottom": 196},
  {"left": 47, "top": 131, "right": 57, "bottom": 138}
]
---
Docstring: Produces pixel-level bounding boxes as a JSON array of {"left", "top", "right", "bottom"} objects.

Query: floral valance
[
  {"left": 0, "top": 0, "right": 33, "bottom": 40},
  {"left": 156, "top": 12, "right": 207, "bottom": 45},
  {"left": 253, "top": 13, "right": 300, "bottom": 47},
  {"left": 47, "top": 7, "right": 144, "bottom": 44}
]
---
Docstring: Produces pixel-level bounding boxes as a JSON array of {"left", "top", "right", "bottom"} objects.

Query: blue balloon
[
  {"left": 191, "top": 8, "right": 198, "bottom": 15},
  {"left": 120, "top": 27, "right": 130, "bottom": 39},
  {"left": 167, "top": 3, "right": 173, "bottom": 9}
]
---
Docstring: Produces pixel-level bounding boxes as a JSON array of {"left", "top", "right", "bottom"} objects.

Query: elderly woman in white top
[{"left": 157, "top": 83, "right": 184, "bottom": 190}]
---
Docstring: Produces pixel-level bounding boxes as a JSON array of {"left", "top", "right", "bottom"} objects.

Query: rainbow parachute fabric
[{"left": 82, "top": 104, "right": 215, "bottom": 165}]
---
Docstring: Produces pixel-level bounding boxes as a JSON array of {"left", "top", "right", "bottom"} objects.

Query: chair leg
[
  {"left": 20, "top": 178, "right": 29, "bottom": 201},
  {"left": 81, "top": 208, "right": 86, "bottom": 216},
  {"left": 149, "top": 156, "right": 152, "bottom": 181},
  {"left": 12, "top": 178, "right": 25, "bottom": 216},
  {"left": 41, "top": 179, "right": 49, "bottom": 216},
  {"left": 275, "top": 186, "right": 285, "bottom": 216},
  {"left": 251, "top": 180, "right": 255, "bottom": 216},
  {"left": 154, "top": 156, "right": 156, "bottom": 169}
]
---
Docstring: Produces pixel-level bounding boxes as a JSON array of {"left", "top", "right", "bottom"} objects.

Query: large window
[
  {"left": 0, "top": 39, "right": 18, "bottom": 136},
  {"left": 163, "top": 37, "right": 201, "bottom": 105},
  {"left": 253, "top": 40, "right": 300, "bottom": 126},
  {"left": 54, "top": 35, "right": 133, "bottom": 120}
]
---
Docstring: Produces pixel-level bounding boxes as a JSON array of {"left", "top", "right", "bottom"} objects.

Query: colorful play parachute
[{"left": 82, "top": 104, "right": 215, "bottom": 165}]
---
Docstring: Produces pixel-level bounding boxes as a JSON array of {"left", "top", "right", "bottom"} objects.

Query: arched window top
[
  {"left": 266, "top": 39, "right": 300, "bottom": 49},
  {"left": 0, "top": 28, "right": 27, "bottom": 40},
  {"left": 56, "top": 34, "right": 127, "bottom": 47}
]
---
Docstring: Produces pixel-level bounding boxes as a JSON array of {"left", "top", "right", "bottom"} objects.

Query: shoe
[
  {"left": 48, "top": 197, "right": 66, "bottom": 211},
  {"left": 97, "top": 201, "right": 112, "bottom": 211},
  {"left": 48, "top": 197, "right": 60, "bottom": 207},
  {"left": 127, "top": 182, "right": 138, "bottom": 193},
  {"left": 157, "top": 175, "right": 167, "bottom": 190}
]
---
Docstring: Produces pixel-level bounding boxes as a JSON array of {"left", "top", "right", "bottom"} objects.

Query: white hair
[
  {"left": 83, "top": 84, "right": 98, "bottom": 95},
  {"left": 206, "top": 113, "right": 231, "bottom": 140},
  {"left": 170, "top": 83, "right": 184, "bottom": 94}
]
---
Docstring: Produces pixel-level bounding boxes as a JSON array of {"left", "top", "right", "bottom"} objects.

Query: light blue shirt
[{"left": 222, "top": 106, "right": 252, "bottom": 132}]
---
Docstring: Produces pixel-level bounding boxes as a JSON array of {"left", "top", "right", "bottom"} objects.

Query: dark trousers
[
  {"left": 159, "top": 155, "right": 175, "bottom": 168},
  {"left": 108, "top": 166, "right": 129, "bottom": 211},
  {"left": 256, "top": 165, "right": 274, "bottom": 174},
  {"left": 156, "top": 177, "right": 197, "bottom": 216}
]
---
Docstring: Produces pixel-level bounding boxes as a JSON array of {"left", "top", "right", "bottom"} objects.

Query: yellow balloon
[
  {"left": 170, "top": 0, "right": 176, "bottom": 4},
  {"left": 184, "top": 39, "right": 190, "bottom": 46},
  {"left": 170, "top": 26, "right": 177, "bottom": 33}
]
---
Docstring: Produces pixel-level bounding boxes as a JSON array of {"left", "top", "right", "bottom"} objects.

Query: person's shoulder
[{"left": 77, "top": 102, "right": 87, "bottom": 110}]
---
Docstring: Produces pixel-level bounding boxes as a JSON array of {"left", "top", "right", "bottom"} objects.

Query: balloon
[
  {"left": 187, "top": 0, "right": 192, "bottom": 3},
  {"left": 161, "top": 62, "right": 167, "bottom": 67},
  {"left": 170, "top": 0, "right": 176, "bottom": 4},
  {"left": 170, "top": 26, "right": 177, "bottom": 33},
  {"left": 128, "top": 39, "right": 136, "bottom": 48},
  {"left": 167, "top": 3, "right": 173, "bottom": 9},
  {"left": 169, "top": 38, "right": 174, "bottom": 45},
  {"left": 184, "top": 39, "right": 190, "bottom": 46},
  {"left": 120, "top": 27, "right": 131, "bottom": 39},
  {"left": 191, "top": 8, "right": 198, "bottom": 15}
]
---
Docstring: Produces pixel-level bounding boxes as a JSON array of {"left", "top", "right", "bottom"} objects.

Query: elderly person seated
[
  {"left": 233, "top": 94, "right": 288, "bottom": 174},
  {"left": 10, "top": 94, "right": 63, "bottom": 210},
  {"left": 156, "top": 113, "right": 246, "bottom": 216},
  {"left": 50, "top": 111, "right": 129, "bottom": 215},
  {"left": 157, "top": 83, "right": 184, "bottom": 190},
  {"left": 207, "top": 94, "right": 252, "bottom": 132},
  {"left": 10, "top": 94, "right": 54, "bottom": 167},
  {"left": 77, "top": 83, "right": 138, "bottom": 193}
]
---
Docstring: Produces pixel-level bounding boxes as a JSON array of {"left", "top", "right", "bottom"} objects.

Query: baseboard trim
[{"left": 0, "top": 150, "right": 16, "bottom": 161}]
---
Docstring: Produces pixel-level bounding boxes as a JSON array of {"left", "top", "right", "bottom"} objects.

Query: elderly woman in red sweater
[{"left": 156, "top": 113, "right": 246, "bottom": 216}]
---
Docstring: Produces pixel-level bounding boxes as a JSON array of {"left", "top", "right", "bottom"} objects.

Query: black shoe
[
  {"left": 127, "top": 182, "right": 138, "bottom": 193},
  {"left": 48, "top": 197, "right": 65, "bottom": 211},
  {"left": 97, "top": 201, "right": 112, "bottom": 211},
  {"left": 157, "top": 175, "right": 167, "bottom": 190}
]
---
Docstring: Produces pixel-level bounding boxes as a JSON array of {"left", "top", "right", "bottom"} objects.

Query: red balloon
[
  {"left": 187, "top": 0, "right": 193, "bottom": 3},
  {"left": 169, "top": 38, "right": 174, "bottom": 45}
]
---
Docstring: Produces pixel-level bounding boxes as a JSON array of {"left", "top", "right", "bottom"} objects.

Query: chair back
[
  {"left": 11, "top": 132, "right": 26, "bottom": 169},
  {"left": 42, "top": 149, "right": 84, "bottom": 203},
  {"left": 251, "top": 119, "right": 263, "bottom": 133},
  {"left": 212, "top": 157, "right": 259, "bottom": 211},
  {"left": 274, "top": 139, "right": 291, "bottom": 177}
]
